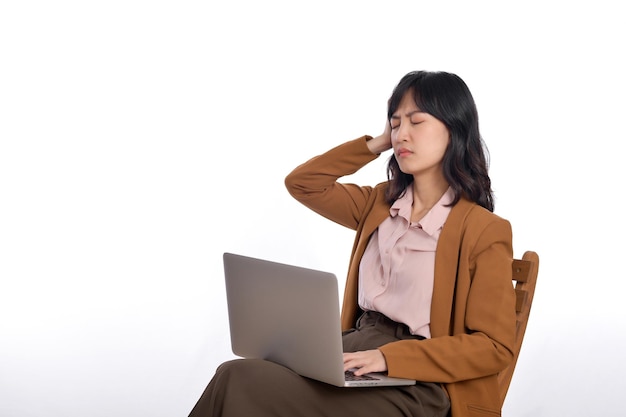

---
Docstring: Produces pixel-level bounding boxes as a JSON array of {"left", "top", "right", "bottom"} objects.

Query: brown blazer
[{"left": 285, "top": 136, "right": 517, "bottom": 417}]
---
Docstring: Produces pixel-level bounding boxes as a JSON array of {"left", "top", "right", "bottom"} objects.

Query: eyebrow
[{"left": 391, "top": 109, "right": 425, "bottom": 119}]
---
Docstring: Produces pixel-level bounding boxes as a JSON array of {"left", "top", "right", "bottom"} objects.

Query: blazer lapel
[{"left": 430, "top": 198, "right": 473, "bottom": 337}]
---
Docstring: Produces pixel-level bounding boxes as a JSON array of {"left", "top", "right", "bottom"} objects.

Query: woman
[{"left": 189, "top": 70, "right": 517, "bottom": 417}]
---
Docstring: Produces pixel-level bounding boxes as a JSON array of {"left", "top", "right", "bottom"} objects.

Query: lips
[{"left": 397, "top": 148, "right": 412, "bottom": 157}]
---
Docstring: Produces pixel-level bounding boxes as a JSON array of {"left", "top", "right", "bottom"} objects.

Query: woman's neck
[{"left": 410, "top": 177, "right": 449, "bottom": 223}]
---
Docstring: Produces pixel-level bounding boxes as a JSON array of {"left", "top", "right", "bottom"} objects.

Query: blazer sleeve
[{"left": 284, "top": 136, "right": 380, "bottom": 231}]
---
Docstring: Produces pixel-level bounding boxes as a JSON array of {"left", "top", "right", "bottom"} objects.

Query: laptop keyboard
[{"left": 344, "top": 370, "right": 380, "bottom": 381}]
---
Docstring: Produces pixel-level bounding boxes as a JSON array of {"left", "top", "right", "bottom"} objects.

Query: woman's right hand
[{"left": 366, "top": 119, "right": 393, "bottom": 155}]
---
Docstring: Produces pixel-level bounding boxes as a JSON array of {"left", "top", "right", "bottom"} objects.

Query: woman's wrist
[{"left": 366, "top": 134, "right": 391, "bottom": 155}]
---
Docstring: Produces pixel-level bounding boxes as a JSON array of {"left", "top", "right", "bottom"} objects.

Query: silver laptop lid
[{"left": 223, "top": 252, "right": 346, "bottom": 386}]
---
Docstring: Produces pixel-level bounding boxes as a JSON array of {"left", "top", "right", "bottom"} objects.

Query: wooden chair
[{"left": 498, "top": 250, "right": 540, "bottom": 405}]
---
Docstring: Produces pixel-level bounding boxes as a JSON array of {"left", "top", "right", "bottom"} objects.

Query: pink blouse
[{"left": 358, "top": 187, "right": 454, "bottom": 338}]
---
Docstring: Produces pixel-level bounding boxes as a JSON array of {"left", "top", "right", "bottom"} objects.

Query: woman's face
[{"left": 390, "top": 92, "right": 450, "bottom": 180}]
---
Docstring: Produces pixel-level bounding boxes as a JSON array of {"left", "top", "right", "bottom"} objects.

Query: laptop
[{"left": 222, "top": 252, "right": 417, "bottom": 387}]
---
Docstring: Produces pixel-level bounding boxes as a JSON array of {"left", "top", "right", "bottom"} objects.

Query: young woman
[{"left": 189, "top": 70, "right": 516, "bottom": 417}]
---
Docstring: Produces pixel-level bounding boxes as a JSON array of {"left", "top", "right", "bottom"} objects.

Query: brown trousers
[{"left": 188, "top": 311, "right": 450, "bottom": 417}]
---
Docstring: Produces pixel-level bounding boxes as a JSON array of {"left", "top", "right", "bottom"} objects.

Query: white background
[{"left": 1, "top": 1, "right": 625, "bottom": 416}]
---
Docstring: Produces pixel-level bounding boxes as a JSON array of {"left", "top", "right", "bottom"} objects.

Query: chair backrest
[{"left": 498, "top": 250, "right": 540, "bottom": 405}]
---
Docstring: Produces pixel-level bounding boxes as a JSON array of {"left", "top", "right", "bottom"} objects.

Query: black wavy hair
[{"left": 385, "top": 71, "right": 494, "bottom": 212}]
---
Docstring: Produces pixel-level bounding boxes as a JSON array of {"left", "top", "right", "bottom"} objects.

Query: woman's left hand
[{"left": 343, "top": 349, "right": 388, "bottom": 376}]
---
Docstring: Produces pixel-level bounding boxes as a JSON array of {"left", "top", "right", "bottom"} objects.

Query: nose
[{"left": 396, "top": 121, "right": 410, "bottom": 142}]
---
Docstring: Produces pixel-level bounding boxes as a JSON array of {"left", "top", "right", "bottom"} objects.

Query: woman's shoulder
[
  {"left": 451, "top": 198, "right": 511, "bottom": 229},
  {"left": 445, "top": 198, "right": 513, "bottom": 254}
]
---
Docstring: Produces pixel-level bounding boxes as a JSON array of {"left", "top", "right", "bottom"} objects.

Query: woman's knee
[{"left": 215, "top": 358, "right": 288, "bottom": 385}]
